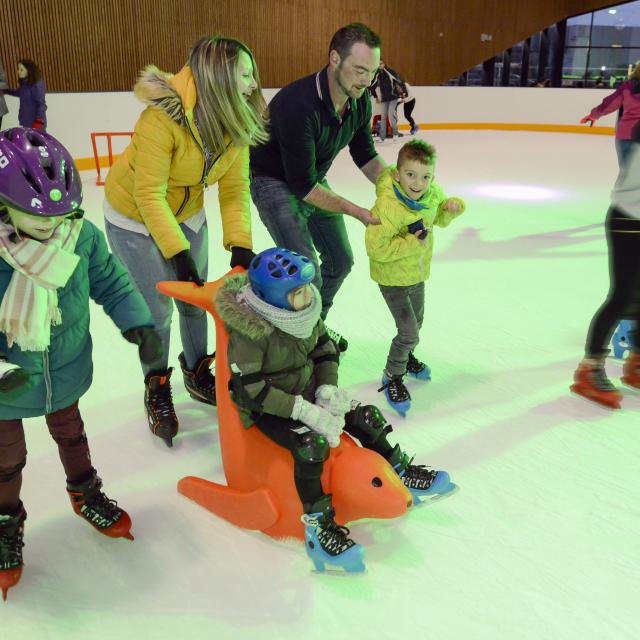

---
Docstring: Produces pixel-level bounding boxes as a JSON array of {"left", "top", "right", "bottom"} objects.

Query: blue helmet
[{"left": 248, "top": 248, "right": 316, "bottom": 310}]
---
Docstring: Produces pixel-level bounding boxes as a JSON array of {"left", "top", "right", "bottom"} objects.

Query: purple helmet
[{"left": 0, "top": 127, "right": 83, "bottom": 217}]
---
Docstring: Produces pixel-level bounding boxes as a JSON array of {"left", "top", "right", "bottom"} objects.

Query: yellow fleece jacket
[
  {"left": 105, "top": 65, "right": 252, "bottom": 259},
  {"left": 365, "top": 166, "right": 465, "bottom": 286}
]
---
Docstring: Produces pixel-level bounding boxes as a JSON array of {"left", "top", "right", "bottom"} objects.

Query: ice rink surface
[{"left": 4, "top": 129, "right": 639, "bottom": 640}]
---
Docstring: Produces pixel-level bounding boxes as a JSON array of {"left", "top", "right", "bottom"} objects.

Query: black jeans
[
  {"left": 252, "top": 409, "right": 394, "bottom": 508},
  {"left": 585, "top": 207, "right": 640, "bottom": 357},
  {"left": 403, "top": 99, "right": 416, "bottom": 129},
  {"left": 250, "top": 174, "right": 354, "bottom": 320}
]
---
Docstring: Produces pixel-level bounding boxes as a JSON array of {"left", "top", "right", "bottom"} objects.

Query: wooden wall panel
[{"left": 0, "top": 0, "right": 621, "bottom": 91}]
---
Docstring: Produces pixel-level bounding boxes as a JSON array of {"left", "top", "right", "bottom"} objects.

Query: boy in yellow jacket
[{"left": 365, "top": 140, "right": 465, "bottom": 416}]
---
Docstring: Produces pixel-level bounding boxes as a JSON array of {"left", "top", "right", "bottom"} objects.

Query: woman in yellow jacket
[
  {"left": 104, "top": 36, "right": 268, "bottom": 447},
  {"left": 365, "top": 140, "right": 465, "bottom": 417}
]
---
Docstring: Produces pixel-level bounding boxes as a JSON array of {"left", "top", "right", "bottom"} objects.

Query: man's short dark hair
[{"left": 329, "top": 23, "right": 381, "bottom": 59}]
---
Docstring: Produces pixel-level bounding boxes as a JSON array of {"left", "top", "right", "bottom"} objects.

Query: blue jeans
[
  {"left": 250, "top": 174, "right": 354, "bottom": 320},
  {"left": 379, "top": 99, "right": 399, "bottom": 139},
  {"left": 104, "top": 218, "right": 209, "bottom": 376}
]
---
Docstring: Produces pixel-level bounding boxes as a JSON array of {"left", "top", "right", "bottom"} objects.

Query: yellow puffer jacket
[
  {"left": 365, "top": 166, "right": 465, "bottom": 286},
  {"left": 105, "top": 65, "right": 252, "bottom": 259}
]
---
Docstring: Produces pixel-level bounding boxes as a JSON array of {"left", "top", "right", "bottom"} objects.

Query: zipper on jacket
[
  {"left": 43, "top": 349, "right": 53, "bottom": 414},
  {"left": 176, "top": 186, "right": 190, "bottom": 217},
  {"left": 185, "top": 117, "right": 232, "bottom": 188},
  {"left": 185, "top": 118, "right": 211, "bottom": 187}
]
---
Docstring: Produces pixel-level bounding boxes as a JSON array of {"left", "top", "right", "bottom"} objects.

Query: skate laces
[
  {"left": 589, "top": 366, "right": 617, "bottom": 391},
  {"left": 393, "top": 454, "right": 437, "bottom": 489},
  {"left": 302, "top": 513, "right": 355, "bottom": 555},
  {"left": 194, "top": 368, "right": 215, "bottom": 394},
  {"left": 0, "top": 522, "right": 24, "bottom": 566},
  {"left": 402, "top": 464, "right": 437, "bottom": 490},
  {"left": 316, "top": 522, "right": 356, "bottom": 555},
  {"left": 378, "top": 376, "right": 410, "bottom": 402},
  {"left": 407, "top": 352, "right": 426, "bottom": 374},
  {"left": 82, "top": 490, "right": 122, "bottom": 524},
  {"left": 153, "top": 383, "right": 177, "bottom": 420}
]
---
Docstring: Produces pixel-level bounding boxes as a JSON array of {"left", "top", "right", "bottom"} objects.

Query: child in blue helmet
[{"left": 216, "top": 247, "right": 457, "bottom": 573}]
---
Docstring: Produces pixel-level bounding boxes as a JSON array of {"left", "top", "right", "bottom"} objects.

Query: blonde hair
[
  {"left": 188, "top": 36, "right": 269, "bottom": 156},
  {"left": 632, "top": 61, "right": 640, "bottom": 80}
]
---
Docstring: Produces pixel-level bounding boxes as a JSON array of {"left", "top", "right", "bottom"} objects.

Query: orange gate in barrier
[{"left": 90, "top": 131, "right": 133, "bottom": 186}]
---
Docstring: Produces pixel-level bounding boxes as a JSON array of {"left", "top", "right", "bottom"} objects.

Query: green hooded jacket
[
  {"left": 216, "top": 273, "right": 339, "bottom": 428},
  {"left": 365, "top": 165, "right": 465, "bottom": 286}
]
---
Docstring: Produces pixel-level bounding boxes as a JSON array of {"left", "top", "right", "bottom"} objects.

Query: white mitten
[
  {"left": 291, "top": 396, "right": 343, "bottom": 447},
  {"left": 315, "top": 384, "right": 352, "bottom": 417}
]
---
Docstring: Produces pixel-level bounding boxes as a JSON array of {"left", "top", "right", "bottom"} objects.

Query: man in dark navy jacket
[{"left": 250, "top": 23, "right": 387, "bottom": 349}]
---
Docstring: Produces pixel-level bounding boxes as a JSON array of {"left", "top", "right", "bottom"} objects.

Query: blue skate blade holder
[{"left": 611, "top": 320, "right": 635, "bottom": 359}]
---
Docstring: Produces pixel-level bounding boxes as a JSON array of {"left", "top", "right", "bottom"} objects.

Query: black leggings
[
  {"left": 252, "top": 410, "right": 394, "bottom": 508},
  {"left": 585, "top": 207, "right": 640, "bottom": 357},
  {"left": 403, "top": 99, "right": 416, "bottom": 129}
]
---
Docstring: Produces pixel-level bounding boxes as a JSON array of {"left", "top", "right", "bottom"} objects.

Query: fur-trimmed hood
[
  {"left": 133, "top": 65, "right": 198, "bottom": 126},
  {"left": 216, "top": 273, "right": 275, "bottom": 341}
]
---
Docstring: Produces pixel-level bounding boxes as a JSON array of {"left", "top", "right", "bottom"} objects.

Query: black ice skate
[
  {"left": 302, "top": 494, "right": 365, "bottom": 573},
  {"left": 325, "top": 327, "right": 349, "bottom": 352},
  {"left": 144, "top": 368, "right": 179, "bottom": 447},
  {"left": 379, "top": 373, "right": 411, "bottom": 416},
  {"left": 407, "top": 351, "right": 432, "bottom": 381},
  {"left": 67, "top": 471, "right": 134, "bottom": 540},
  {"left": 178, "top": 352, "right": 216, "bottom": 406},
  {"left": 0, "top": 503, "right": 26, "bottom": 601},
  {"left": 388, "top": 445, "right": 456, "bottom": 505}
]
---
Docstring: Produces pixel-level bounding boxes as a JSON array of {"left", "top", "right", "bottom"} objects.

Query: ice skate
[
  {"left": 144, "top": 368, "right": 179, "bottom": 447},
  {"left": 179, "top": 352, "right": 216, "bottom": 406},
  {"left": 325, "top": 327, "right": 348, "bottom": 353},
  {"left": 378, "top": 372, "right": 411, "bottom": 417},
  {"left": 388, "top": 445, "right": 457, "bottom": 505},
  {"left": 407, "top": 351, "right": 431, "bottom": 381},
  {"left": 621, "top": 352, "right": 640, "bottom": 390},
  {"left": 0, "top": 504, "right": 26, "bottom": 601},
  {"left": 302, "top": 495, "right": 365, "bottom": 573},
  {"left": 570, "top": 362, "right": 622, "bottom": 409},
  {"left": 67, "top": 472, "right": 134, "bottom": 540}
]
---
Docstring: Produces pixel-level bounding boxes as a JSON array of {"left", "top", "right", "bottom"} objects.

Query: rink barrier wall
[
  {"left": 0, "top": 86, "right": 617, "bottom": 170},
  {"left": 75, "top": 121, "right": 613, "bottom": 174}
]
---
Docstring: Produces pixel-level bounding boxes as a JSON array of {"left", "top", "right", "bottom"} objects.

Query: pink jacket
[{"left": 590, "top": 80, "right": 640, "bottom": 140}]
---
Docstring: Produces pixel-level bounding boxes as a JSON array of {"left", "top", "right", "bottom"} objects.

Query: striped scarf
[{"left": 0, "top": 218, "right": 82, "bottom": 351}]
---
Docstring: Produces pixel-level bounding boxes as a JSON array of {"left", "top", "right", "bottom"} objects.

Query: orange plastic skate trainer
[{"left": 157, "top": 270, "right": 412, "bottom": 540}]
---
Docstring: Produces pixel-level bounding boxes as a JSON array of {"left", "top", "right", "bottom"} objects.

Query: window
[{"left": 562, "top": 0, "right": 640, "bottom": 87}]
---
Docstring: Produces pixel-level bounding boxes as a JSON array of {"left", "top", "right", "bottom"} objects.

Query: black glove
[
  {"left": 230, "top": 246, "right": 256, "bottom": 269},
  {"left": 0, "top": 362, "right": 30, "bottom": 393},
  {"left": 170, "top": 250, "right": 204, "bottom": 286},
  {"left": 123, "top": 327, "right": 163, "bottom": 365},
  {"left": 407, "top": 220, "right": 428, "bottom": 240}
]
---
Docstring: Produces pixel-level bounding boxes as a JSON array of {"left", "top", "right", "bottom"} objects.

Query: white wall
[{"left": 1, "top": 86, "right": 615, "bottom": 160}]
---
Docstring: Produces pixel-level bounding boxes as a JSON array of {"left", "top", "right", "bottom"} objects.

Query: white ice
[{"left": 4, "top": 130, "right": 639, "bottom": 640}]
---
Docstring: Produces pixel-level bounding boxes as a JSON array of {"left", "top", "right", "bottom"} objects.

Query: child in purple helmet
[
  {"left": 0, "top": 127, "right": 161, "bottom": 599},
  {"left": 216, "top": 247, "right": 457, "bottom": 573}
]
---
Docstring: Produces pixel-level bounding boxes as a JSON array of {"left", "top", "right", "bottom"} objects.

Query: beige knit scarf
[{"left": 0, "top": 217, "right": 82, "bottom": 351}]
